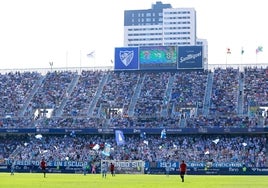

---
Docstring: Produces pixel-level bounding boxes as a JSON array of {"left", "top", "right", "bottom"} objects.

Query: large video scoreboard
[
  {"left": 114, "top": 45, "right": 203, "bottom": 71},
  {"left": 139, "top": 46, "right": 177, "bottom": 70}
]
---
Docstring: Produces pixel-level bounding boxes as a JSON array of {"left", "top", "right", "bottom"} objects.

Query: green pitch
[{"left": 1, "top": 173, "right": 267, "bottom": 188}]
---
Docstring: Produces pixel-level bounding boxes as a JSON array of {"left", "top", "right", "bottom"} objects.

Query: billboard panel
[
  {"left": 139, "top": 46, "right": 177, "bottom": 70},
  {"left": 178, "top": 46, "right": 203, "bottom": 69},
  {"left": 114, "top": 47, "right": 139, "bottom": 70}
]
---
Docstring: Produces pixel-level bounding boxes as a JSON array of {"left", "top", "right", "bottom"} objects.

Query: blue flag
[
  {"left": 115, "top": 130, "right": 125, "bottom": 146},
  {"left": 102, "top": 143, "right": 111, "bottom": 156}
]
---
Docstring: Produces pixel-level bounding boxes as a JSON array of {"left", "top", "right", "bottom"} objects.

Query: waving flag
[
  {"left": 241, "top": 47, "right": 244, "bottom": 55},
  {"left": 35, "top": 134, "right": 42, "bottom": 139},
  {"left": 102, "top": 143, "right": 111, "bottom": 156},
  {"left": 93, "top": 144, "right": 100, "bottom": 151},
  {"left": 212, "top": 138, "right": 220, "bottom": 144},
  {"left": 256, "top": 46, "right": 263, "bottom": 54},
  {"left": 87, "top": 51, "right": 95, "bottom": 58},
  {"left": 160, "top": 129, "right": 166, "bottom": 139},
  {"left": 242, "top": 142, "right": 247, "bottom": 147},
  {"left": 115, "top": 130, "right": 125, "bottom": 146},
  {"left": 143, "top": 140, "right": 149, "bottom": 145}
]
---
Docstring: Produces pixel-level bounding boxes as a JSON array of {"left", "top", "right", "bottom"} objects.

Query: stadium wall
[
  {"left": 1, "top": 161, "right": 268, "bottom": 175},
  {"left": 0, "top": 127, "right": 267, "bottom": 134}
]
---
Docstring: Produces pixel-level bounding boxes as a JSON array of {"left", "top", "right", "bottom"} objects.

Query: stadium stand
[{"left": 0, "top": 66, "right": 267, "bottom": 174}]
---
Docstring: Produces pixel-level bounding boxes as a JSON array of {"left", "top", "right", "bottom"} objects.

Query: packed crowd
[
  {"left": 96, "top": 71, "right": 140, "bottom": 117},
  {"left": 0, "top": 67, "right": 267, "bottom": 168},
  {"left": 210, "top": 68, "right": 240, "bottom": 116},
  {"left": 26, "top": 71, "right": 77, "bottom": 117},
  {"left": 0, "top": 67, "right": 267, "bottom": 128},
  {"left": 134, "top": 72, "right": 171, "bottom": 117},
  {"left": 171, "top": 71, "right": 208, "bottom": 112},
  {"left": 243, "top": 67, "right": 268, "bottom": 114},
  {"left": 0, "top": 71, "right": 41, "bottom": 117},
  {"left": 62, "top": 70, "right": 105, "bottom": 117},
  {"left": 1, "top": 134, "right": 266, "bottom": 167}
]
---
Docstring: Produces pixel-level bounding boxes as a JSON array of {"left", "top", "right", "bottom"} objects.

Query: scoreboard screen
[
  {"left": 139, "top": 46, "right": 177, "bottom": 70},
  {"left": 114, "top": 45, "right": 204, "bottom": 71}
]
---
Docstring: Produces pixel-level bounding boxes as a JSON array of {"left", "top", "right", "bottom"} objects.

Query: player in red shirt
[
  {"left": 110, "top": 163, "right": 115, "bottom": 176},
  {"left": 179, "top": 160, "right": 187, "bottom": 182},
  {"left": 40, "top": 158, "right": 47, "bottom": 178}
]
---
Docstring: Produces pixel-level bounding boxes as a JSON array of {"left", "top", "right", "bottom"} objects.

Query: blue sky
[{"left": 0, "top": 0, "right": 267, "bottom": 69}]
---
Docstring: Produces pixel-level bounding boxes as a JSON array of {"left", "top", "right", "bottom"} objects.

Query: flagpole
[
  {"left": 226, "top": 48, "right": 231, "bottom": 68},
  {"left": 255, "top": 48, "right": 258, "bottom": 66},
  {"left": 225, "top": 53, "right": 227, "bottom": 68},
  {"left": 255, "top": 46, "right": 263, "bottom": 67},
  {"left": 240, "top": 55, "right": 242, "bottom": 71},
  {"left": 241, "top": 47, "right": 244, "bottom": 71},
  {"left": 256, "top": 53, "right": 258, "bottom": 67},
  {"left": 66, "top": 51, "right": 68, "bottom": 70},
  {"left": 93, "top": 53, "right": 96, "bottom": 70},
  {"left": 86, "top": 51, "right": 95, "bottom": 70},
  {"left": 241, "top": 47, "right": 244, "bottom": 64},
  {"left": 80, "top": 50, "right": 82, "bottom": 73}
]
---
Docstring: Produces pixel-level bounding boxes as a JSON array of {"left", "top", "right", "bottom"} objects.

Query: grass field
[{"left": 1, "top": 173, "right": 268, "bottom": 188}]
